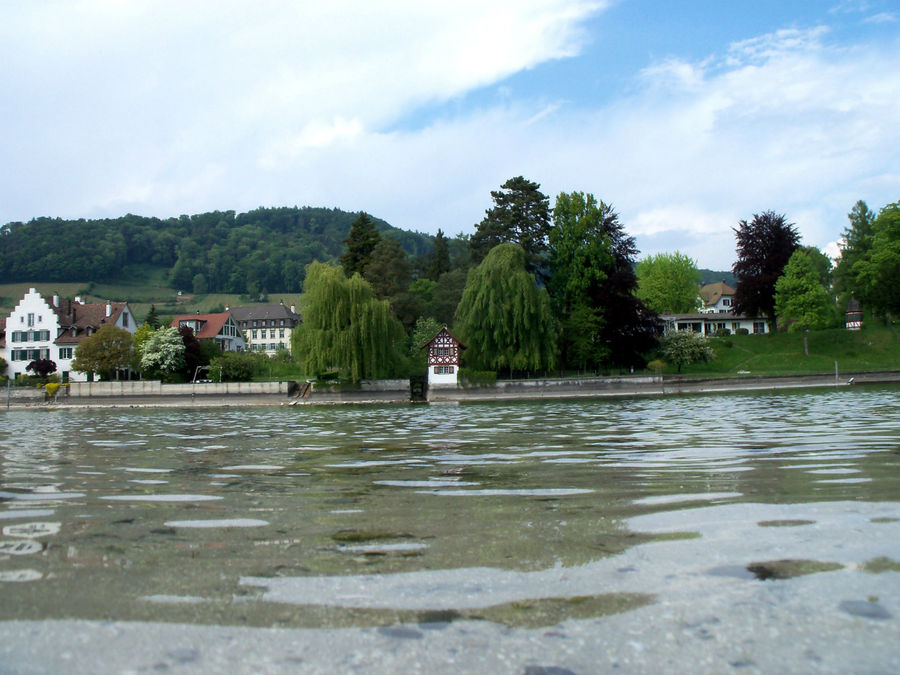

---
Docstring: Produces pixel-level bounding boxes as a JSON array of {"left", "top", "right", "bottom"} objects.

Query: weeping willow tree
[
  {"left": 455, "top": 243, "right": 557, "bottom": 375},
  {"left": 294, "top": 261, "right": 405, "bottom": 381}
]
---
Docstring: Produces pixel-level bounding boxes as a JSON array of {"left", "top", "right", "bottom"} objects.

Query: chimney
[
  {"left": 225, "top": 305, "right": 229, "bottom": 311},
  {"left": 106, "top": 302, "right": 112, "bottom": 318},
  {"left": 290, "top": 304, "right": 296, "bottom": 314},
  {"left": 74, "top": 296, "right": 82, "bottom": 304},
  {"left": 52, "top": 293, "right": 59, "bottom": 307}
]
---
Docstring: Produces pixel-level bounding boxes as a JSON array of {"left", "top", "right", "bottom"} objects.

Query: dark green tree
[
  {"left": 144, "top": 305, "right": 160, "bottom": 329},
  {"left": 72, "top": 325, "right": 133, "bottom": 380},
  {"left": 849, "top": 201, "right": 900, "bottom": 320},
  {"left": 550, "top": 192, "right": 657, "bottom": 370},
  {"left": 294, "top": 262, "right": 405, "bottom": 382},
  {"left": 835, "top": 200, "right": 876, "bottom": 296},
  {"left": 470, "top": 176, "right": 550, "bottom": 276},
  {"left": 178, "top": 326, "right": 205, "bottom": 380},
  {"left": 339, "top": 213, "right": 382, "bottom": 278},
  {"left": 732, "top": 211, "right": 801, "bottom": 331},
  {"left": 408, "top": 316, "right": 443, "bottom": 371},
  {"left": 454, "top": 243, "right": 556, "bottom": 374},
  {"left": 431, "top": 268, "right": 468, "bottom": 326},
  {"left": 364, "top": 236, "right": 410, "bottom": 300},
  {"left": 427, "top": 229, "right": 451, "bottom": 281}
]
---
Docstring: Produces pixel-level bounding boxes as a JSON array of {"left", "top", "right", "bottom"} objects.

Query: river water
[{"left": 1, "top": 386, "right": 899, "bottom": 672}]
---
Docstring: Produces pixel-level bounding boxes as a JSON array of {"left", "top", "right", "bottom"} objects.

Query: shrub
[
  {"left": 736, "top": 328, "right": 750, "bottom": 335},
  {"left": 45, "top": 382, "right": 61, "bottom": 397},
  {"left": 714, "top": 328, "right": 731, "bottom": 337},
  {"left": 646, "top": 359, "right": 665, "bottom": 373},
  {"left": 459, "top": 369, "right": 497, "bottom": 387},
  {"left": 211, "top": 351, "right": 261, "bottom": 382}
]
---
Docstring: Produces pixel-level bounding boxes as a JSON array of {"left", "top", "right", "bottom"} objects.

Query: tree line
[
  {"left": 293, "top": 179, "right": 900, "bottom": 381},
  {"left": 0, "top": 207, "right": 432, "bottom": 295}
]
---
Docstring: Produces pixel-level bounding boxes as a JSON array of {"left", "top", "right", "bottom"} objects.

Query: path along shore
[{"left": 5, "top": 370, "right": 899, "bottom": 410}]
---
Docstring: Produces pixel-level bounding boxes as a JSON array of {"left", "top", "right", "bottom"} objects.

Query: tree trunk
[{"left": 803, "top": 329, "right": 809, "bottom": 357}]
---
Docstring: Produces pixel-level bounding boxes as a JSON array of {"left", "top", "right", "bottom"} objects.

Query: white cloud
[{"left": 0, "top": 4, "right": 897, "bottom": 274}]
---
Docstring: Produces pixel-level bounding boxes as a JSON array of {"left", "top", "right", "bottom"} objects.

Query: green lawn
[{"left": 670, "top": 326, "right": 900, "bottom": 377}]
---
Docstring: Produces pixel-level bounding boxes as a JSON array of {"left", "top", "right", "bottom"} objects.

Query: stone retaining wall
[{"left": 69, "top": 381, "right": 289, "bottom": 397}]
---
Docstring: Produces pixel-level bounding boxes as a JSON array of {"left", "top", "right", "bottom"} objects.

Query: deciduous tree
[
  {"left": 294, "top": 261, "right": 405, "bottom": 382},
  {"left": 659, "top": 331, "right": 714, "bottom": 373},
  {"left": 26, "top": 358, "right": 57, "bottom": 379},
  {"left": 454, "top": 243, "right": 556, "bottom": 374},
  {"left": 140, "top": 326, "right": 185, "bottom": 379},
  {"left": 636, "top": 252, "right": 701, "bottom": 314},
  {"left": 775, "top": 249, "right": 835, "bottom": 341},
  {"left": 732, "top": 211, "right": 800, "bottom": 331},
  {"left": 848, "top": 201, "right": 900, "bottom": 320},
  {"left": 550, "top": 192, "right": 657, "bottom": 370},
  {"left": 72, "top": 325, "right": 133, "bottom": 380}
]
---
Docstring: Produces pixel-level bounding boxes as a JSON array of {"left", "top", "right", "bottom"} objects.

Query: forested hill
[{"left": 0, "top": 207, "right": 433, "bottom": 294}]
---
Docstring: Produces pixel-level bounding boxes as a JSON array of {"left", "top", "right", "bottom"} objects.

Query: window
[
  {"left": 279, "top": 329, "right": 285, "bottom": 338},
  {"left": 434, "top": 365, "right": 455, "bottom": 375},
  {"left": 121, "top": 312, "right": 129, "bottom": 328},
  {"left": 723, "top": 298, "right": 731, "bottom": 306},
  {"left": 753, "top": 321, "right": 766, "bottom": 334},
  {"left": 269, "top": 329, "right": 275, "bottom": 339},
  {"left": 253, "top": 320, "right": 258, "bottom": 327},
  {"left": 252, "top": 330, "right": 258, "bottom": 339},
  {"left": 280, "top": 319, "right": 285, "bottom": 326},
  {"left": 27, "top": 313, "right": 35, "bottom": 327},
  {"left": 59, "top": 347, "right": 73, "bottom": 360}
]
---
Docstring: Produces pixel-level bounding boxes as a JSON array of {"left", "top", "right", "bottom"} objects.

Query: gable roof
[
  {"left": 170, "top": 313, "right": 233, "bottom": 339},
  {"left": 699, "top": 281, "right": 736, "bottom": 307},
  {"left": 53, "top": 299, "right": 131, "bottom": 345},
  {"left": 421, "top": 325, "right": 466, "bottom": 350}
]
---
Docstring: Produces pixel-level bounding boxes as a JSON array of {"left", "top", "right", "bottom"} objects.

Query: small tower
[{"left": 423, "top": 325, "right": 465, "bottom": 387}]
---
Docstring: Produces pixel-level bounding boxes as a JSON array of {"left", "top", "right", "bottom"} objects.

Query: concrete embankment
[{"left": 4, "top": 372, "right": 899, "bottom": 409}]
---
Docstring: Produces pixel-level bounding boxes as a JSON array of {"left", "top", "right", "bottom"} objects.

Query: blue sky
[{"left": 1, "top": 0, "right": 898, "bottom": 269}]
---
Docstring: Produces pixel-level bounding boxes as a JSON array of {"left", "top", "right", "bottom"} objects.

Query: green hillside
[{"left": 0, "top": 206, "right": 434, "bottom": 297}]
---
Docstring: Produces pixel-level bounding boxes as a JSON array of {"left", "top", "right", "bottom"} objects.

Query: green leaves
[
  {"left": 774, "top": 249, "right": 834, "bottom": 332},
  {"left": 72, "top": 324, "right": 134, "bottom": 380},
  {"left": 636, "top": 252, "right": 701, "bottom": 314},
  {"left": 295, "top": 262, "right": 405, "bottom": 382},
  {"left": 455, "top": 244, "right": 556, "bottom": 373}
]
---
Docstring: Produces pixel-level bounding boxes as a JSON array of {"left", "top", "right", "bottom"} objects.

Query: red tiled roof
[
  {"left": 421, "top": 325, "right": 466, "bottom": 350},
  {"left": 170, "top": 313, "right": 232, "bottom": 339}
]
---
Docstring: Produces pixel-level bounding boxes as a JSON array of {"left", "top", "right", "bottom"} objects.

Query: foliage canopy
[
  {"left": 294, "top": 261, "right": 405, "bottom": 382},
  {"left": 72, "top": 324, "right": 133, "bottom": 380},
  {"left": 455, "top": 243, "right": 556, "bottom": 374}
]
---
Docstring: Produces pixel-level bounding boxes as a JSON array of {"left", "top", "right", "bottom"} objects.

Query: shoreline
[{"left": 5, "top": 370, "right": 899, "bottom": 410}]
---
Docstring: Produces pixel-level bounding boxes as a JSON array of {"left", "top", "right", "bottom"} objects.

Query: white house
[
  {"left": 169, "top": 313, "right": 246, "bottom": 352},
  {"left": 422, "top": 326, "right": 465, "bottom": 388},
  {"left": 660, "top": 313, "right": 769, "bottom": 336},
  {"left": 229, "top": 301, "right": 301, "bottom": 355},
  {"left": 699, "top": 281, "right": 737, "bottom": 314},
  {"left": 2, "top": 288, "right": 137, "bottom": 381}
]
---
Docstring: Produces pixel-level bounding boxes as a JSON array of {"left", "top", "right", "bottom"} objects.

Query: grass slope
[{"left": 673, "top": 326, "right": 900, "bottom": 377}]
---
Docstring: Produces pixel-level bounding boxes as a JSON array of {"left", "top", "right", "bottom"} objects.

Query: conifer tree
[{"left": 339, "top": 213, "right": 381, "bottom": 278}]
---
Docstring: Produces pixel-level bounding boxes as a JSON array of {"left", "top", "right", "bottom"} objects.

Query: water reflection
[{"left": 0, "top": 385, "right": 898, "bottom": 629}]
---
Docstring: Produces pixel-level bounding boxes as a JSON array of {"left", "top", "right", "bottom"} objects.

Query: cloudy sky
[{"left": 2, "top": 0, "right": 898, "bottom": 269}]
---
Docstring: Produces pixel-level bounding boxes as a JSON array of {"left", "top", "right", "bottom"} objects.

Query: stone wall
[{"left": 69, "top": 381, "right": 289, "bottom": 397}]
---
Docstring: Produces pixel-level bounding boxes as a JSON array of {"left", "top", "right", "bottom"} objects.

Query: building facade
[
  {"left": 170, "top": 313, "right": 246, "bottom": 352},
  {"left": 2, "top": 288, "right": 136, "bottom": 381},
  {"left": 423, "top": 326, "right": 465, "bottom": 387},
  {"left": 229, "top": 302, "right": 301, "bottom": 355}
]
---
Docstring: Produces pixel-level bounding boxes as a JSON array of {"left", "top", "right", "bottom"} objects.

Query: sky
[{"left": 1, "top": 0, "right": 898, "bottom": 270}]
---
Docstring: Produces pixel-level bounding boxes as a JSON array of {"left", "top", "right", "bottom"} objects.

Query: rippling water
[{"left": 1, "top": 385, "right": 899, "bottom": 632}]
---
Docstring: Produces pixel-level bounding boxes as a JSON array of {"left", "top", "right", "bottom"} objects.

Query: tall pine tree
[{"left": 339, "top": 213, "right": 381, "bottom": 278}]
